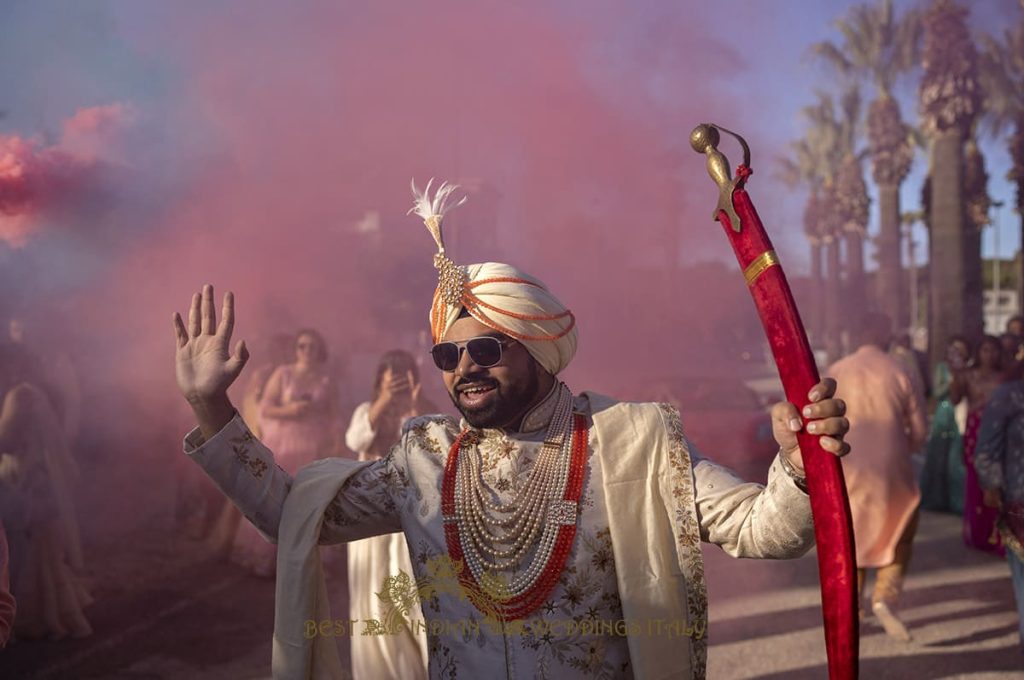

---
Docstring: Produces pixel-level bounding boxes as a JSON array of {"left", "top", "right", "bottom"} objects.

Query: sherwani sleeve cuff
[
  {"left": 183, "top": 414, "right": 292, "bottom": 542},
  {"left": 694, "top": 451, "right": 815, "bottom": 559}
]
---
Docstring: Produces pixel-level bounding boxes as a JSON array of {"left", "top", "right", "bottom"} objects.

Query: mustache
[{"left": 454, "top": 376, "right": 498, "bottom": 392}]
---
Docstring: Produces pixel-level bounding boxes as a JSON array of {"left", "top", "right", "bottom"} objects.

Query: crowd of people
[
  {"left": 171, "top": 327, "right": 436, "bottom": 675},
  {"left": 1, "top": 298, "right": 1022, "bottom": 668},
  {"left": 0, "top": 313, "right": 442, "bottom": 670},
  {"left": 836, "top": 313, "right": 1024, "bottom": 648}
]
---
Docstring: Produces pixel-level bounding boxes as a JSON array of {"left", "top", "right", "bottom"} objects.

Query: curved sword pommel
[{"left": 690, "top": 123, "right": 748, "bottom": 232}]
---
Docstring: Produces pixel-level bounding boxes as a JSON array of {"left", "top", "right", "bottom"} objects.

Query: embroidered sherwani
[{"left": 185, "top": 384, "right": 814, "bottom": 679}]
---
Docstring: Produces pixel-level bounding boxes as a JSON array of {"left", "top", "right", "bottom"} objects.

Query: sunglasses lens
[
  {"left": 431, "top": 343, "right": 460, "bottom": 371},
  {"left": 467, "top": 337, "right": 503, "bottom": 367}
]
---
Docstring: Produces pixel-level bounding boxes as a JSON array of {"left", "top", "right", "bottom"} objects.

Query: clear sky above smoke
[{"left": 0, "top": 0, "right": 1017, "bottom": 404}]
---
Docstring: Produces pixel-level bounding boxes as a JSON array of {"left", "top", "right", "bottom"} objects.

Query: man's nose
[{"left": 454, "top": 346, "right": 482, "bottom": 377}]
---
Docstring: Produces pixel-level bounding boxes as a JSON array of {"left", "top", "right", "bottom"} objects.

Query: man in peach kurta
[{"left": 827, "top": 312, "right": 926, "bottom": 641}]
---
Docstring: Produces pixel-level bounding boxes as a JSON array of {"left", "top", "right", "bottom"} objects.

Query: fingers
[
  {"left": 226, "top": 339, "right": 249, "bottom": 378},
  {"left": 807, "top": 378, "right": 837, "bottom": 402},
  {"left": 388, "top": 376, "right": 412, "bottom": 391},
  {"left": 805, "top": 416, "right": 849, "bottom": 437},
  {"left": 172, "top": 312, "right": 188, "bottom": 349},
  {"left": 771, "top": 402, "right": 803, "bottom": 432},
  {"left": 188, "top": 292, "right": 201, "bottom": 337},
  {"left": 819, "top": 436, "right": 851, "bottom": 457},
  {"left": 802, "top": 397, "right": 845, "bottom": 420},
  {"left": 217, "top": 291, "right": 235, "bottom": 341},
  {"left": 201, "top": 284, "right": 215, "bottom": 335}
]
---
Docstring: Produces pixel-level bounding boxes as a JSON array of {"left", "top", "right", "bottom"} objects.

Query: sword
[{"left": 690, "top": 123, "right": 859, "bottom": 680}]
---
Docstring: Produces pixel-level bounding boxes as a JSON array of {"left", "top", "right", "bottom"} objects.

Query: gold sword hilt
[{"left": 689, "top": 123, "right": 751, "bottom": 233}]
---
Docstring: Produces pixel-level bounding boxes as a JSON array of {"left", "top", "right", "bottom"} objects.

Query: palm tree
[
  {"left": 963, "top": 134, "right": 991, "bottom": 329},
  {"left": 920, "top": 0, "right": 982, "bottom": 363},
  {"left": 812, "top": 0, "right": 922, "bottom": 330},
  {"left": 779, "top": 139, "right": 829, "bottom": 347},
  {"left": 803, "top": 190, "right": 827, "bottom": 344},
  {"left": 978, "top": 3, "right": 1024, "bottom": 315},
  {"left": 780, "top": 92, "right": 850, "bottom": 362},
  {"left": 832, "top": 86, "right": 871, "bottom": 323},
  {"left": 798, "top": 93, "right": 847, "bottom": 364}
]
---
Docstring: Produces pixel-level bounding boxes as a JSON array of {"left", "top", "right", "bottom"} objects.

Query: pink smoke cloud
[
  {"left": 0, "top": 103, "right": 135, "bottom": 246},
  {"left": 40, "top": 1, "right": 772, "bottom": 401}
]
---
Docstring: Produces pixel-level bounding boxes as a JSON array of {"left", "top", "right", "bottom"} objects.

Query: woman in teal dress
[{"left": 920, "top": 336, "right": 970, "bottom": 513}]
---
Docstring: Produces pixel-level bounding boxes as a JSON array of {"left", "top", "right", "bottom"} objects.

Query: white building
[{"left": 983, "top": 289, "right": 1020, "bottom": 336}]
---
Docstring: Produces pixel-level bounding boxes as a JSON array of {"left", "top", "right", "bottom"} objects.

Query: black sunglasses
[{"left": 430, "top": 336, "right": 515, "bottom": 372}]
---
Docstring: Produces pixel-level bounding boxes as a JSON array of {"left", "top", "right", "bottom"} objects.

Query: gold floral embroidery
[
  {"left": 408, "top": 417, "right": 451, "bottom": 457},
  {"left": 658, "top": 402, "right": 709, "bottom": 677},
  {"left": 585, "top": 528, "right": 614, "bottom": 573},
  {"left": 478, "top": 434, "right": 518, "bottom": 470},
  {"left": 229, "top": 436, "right": 268, "bottom": 479}
]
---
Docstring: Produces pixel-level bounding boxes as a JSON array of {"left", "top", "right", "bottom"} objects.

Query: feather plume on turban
[{"left": 409, "top": 179, "right": 577, "bottom": 375}]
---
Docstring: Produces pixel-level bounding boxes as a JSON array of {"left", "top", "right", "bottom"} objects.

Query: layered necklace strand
[{"left": 441, "top": 383, "right": 590, "bottom": 620}]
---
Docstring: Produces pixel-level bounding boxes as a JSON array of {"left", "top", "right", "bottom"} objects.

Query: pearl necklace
[{"left": 441, "top": 384, "right": 589, "bottom": 620}]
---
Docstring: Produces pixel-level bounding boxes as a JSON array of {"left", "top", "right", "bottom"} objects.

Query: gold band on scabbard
[{"left": 743, "top": 250, "right": 780, "bottom": 286}]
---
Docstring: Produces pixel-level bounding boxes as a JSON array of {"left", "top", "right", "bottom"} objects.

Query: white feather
[{"left": 408, "top": 177, "right": 468, "bottom": 221}]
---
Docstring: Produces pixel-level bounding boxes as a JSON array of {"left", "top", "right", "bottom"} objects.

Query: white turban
[{"left": 430, "top": 262, "right": 577, "bottom": 375}]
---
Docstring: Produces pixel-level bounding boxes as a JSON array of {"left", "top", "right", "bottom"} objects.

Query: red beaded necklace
[{"left": 440, "top": 413, "right": 589, "bottom": 621}]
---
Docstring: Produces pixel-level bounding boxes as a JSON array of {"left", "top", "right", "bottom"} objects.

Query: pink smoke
[
  {"left": 0, "top": 103, "right": 134, "bottom": 246},
  {"left": 13, "top": 1, "right": 795, "bottom": 457}
]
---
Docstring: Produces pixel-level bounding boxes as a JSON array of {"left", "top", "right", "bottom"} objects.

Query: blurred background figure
[
  {"left": 1007, "top": 316, "right": 1024, "bottom": 341},
  {"left": 232, "top": 328, "right": 340, "bottom": 577},
  {"left": 7, "top": 318, "right": 81, "bottom": 447},
  {"left": 0, "top": 522, "right": 14, "bottom": 648},
  {"left": 1000, "top": 333, "right": 1020, "bottom": 368},
  {"left": 344, "top": 350, "right": 432, "bottom": 679},
  {"left": 240, "top": 333, "right": 297, "bottom": 439},
  {"left": 975, "top": 349, "right": 1024, "bottom": 653},
  {"left": 205, "top": 332, "right": 296, "bottom": 560},
  {"left": 951, "top": 335, "right": 1007, "bottom": 554},
  {"left": 921, "top": 335, "right": 972, "bottom": 514},
  {"left": 0, "top": 343, "right": 92, "bottom": 640},
  {"left": 827, "top": 312, "right": 927, "bottom": 641},
  {"left": 891, "top": 333, "right": 930, "bottom": 404}
]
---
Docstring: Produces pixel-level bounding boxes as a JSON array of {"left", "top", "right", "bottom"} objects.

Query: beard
[{"left": 448, "top": 363, "right": 541, "bottom": 429}]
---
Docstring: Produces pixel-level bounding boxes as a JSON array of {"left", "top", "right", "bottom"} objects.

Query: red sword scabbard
[{"left": 691, "top": 124, "right": 859, "bottom": 679}]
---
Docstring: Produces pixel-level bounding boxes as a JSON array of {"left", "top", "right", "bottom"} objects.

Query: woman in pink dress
[
  {"left": 230, "top": 329, "right": 339, "bottom": 576},
  {"left": 951, "top": 335, "right": 1006, "bottom": 554},
  {"left": 0, "top": 347, "right": 91, "bottom": 639},
  {"left": 0, "top": 521, "right": 15, "bottom": 647}
]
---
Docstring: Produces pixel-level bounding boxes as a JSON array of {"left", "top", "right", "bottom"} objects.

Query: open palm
[{"left": 173, "top": 285, "right": 249, "bottom": 403}]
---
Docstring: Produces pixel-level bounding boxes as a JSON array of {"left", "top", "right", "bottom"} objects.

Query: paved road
[
  {"left": 705, "top": 510, "right": 1021, "bottom": 679},
  {"left": 0, "top": 510, "right": 1019, "bottom": 679}
]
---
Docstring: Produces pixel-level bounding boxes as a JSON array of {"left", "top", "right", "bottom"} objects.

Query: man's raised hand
[{"left": 173, "top": 284, "right": 249, "bottom": 438}]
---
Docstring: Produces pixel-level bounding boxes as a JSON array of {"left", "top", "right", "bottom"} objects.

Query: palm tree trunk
[
  {"left": 826, "top": 238, "right": 843, "bottom": 362},
  {"left": 1014, "top": 123, "right": 1024, "bottom": 315},
  {"left": 876, "top": 183, "right": 903, "bottom": 328},
  {"left": 1019, "top": 212, "right": 1024, "bottom": 315},
  {"left": 964, "top": 219, "right": 983, "bottom": 336},
  {"left": 811, "top": 241, "right": 825, "bottom": 345},
  {"left": 929, "top": 128, "right": 968, "bottom": 366},
  {"left": 845, "top": 230, "right": 866, "bottom": 324}
]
